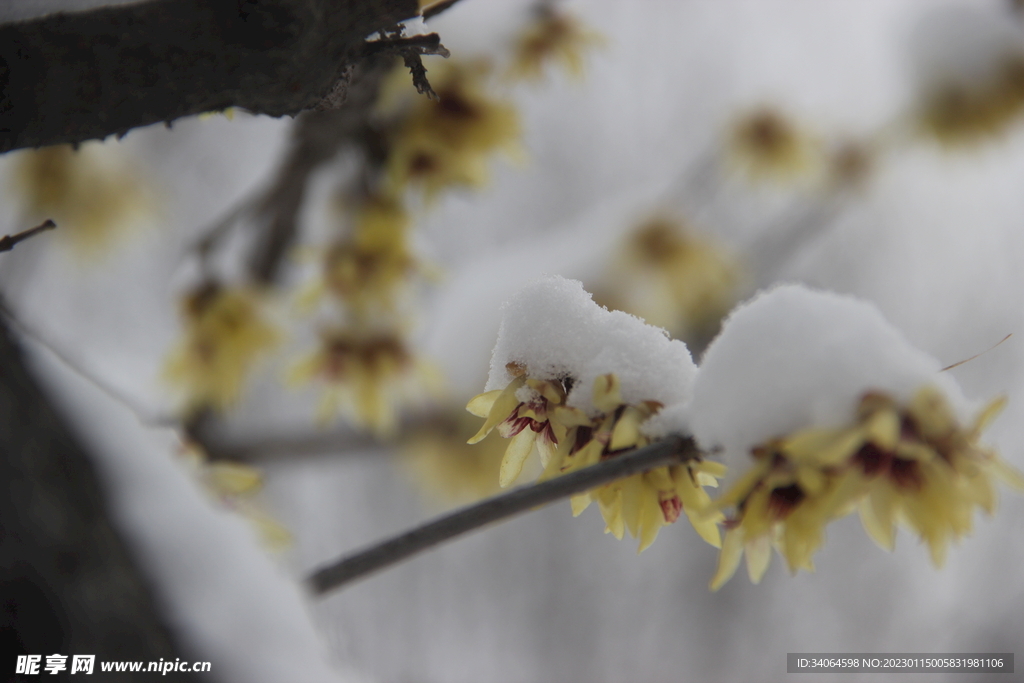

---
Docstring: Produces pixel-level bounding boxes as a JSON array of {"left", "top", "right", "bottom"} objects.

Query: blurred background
[{"left": 2, "top": 0, "right": 1024, "bottom": 681}]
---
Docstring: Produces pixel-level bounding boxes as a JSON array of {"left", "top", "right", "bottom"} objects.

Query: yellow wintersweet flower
[
  {"left": 918, "top": 54, "right": 1024, "bottom": 146},
  {"left": 400, "top": 408, "right": 534, "bottom": 506},
  {"left": 466, "top": 362, "right": 584, "bottom": 487},
  {"left": 289, "top": 329, "right": 441, "bottom": 437},
  {"left": 507, "top": 5, "right": 605, "bottom": 82},
  {"left": 602, "top": 217, "right": 739, "bottom": 344},
  {"left": 386, "top": 61, "right": 521, "bottom": 199},
  {"left": 179, "top": 442, "right": 291, "bottom": 550},
  {"left": 164, "top": 283, "right": 280, "bottom": 415},
  {"left": 12, "top": 143, "right": 148, "bottom": 256},
  {"left": 709, "top": 387, "right": 1023, "bottom": 590},
  {"left": 727, "top": 107, "right": 817, "bottom": 183},
  {"left": 467, "top": 369, "right": 723, "bottom": 552},
  {"left": 299, "top": 193, "right": 418, "bottom": 313}
]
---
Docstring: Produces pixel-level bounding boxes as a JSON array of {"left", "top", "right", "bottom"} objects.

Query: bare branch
[
  {"left": 422, "top": 0, "right": 465, "bottom": 20},
  {"left": 0, "top": 219, "right": 56, "bottom": 253},
  {"left": 0, "top": 0, "right": 420, "bottom": 153},
  {"left": 307, "top": 435, "right": 700, "bottom": 595}
]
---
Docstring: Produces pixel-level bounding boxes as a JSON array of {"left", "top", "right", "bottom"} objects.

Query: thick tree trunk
[
  {"left": 0, "top": 0, "right": 418, "bottom": 153},
  {"left": 0, "top": 318, "right": 183, "bottom": 679}
]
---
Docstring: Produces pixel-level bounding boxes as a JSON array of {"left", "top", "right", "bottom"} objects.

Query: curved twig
[{"left": 307, "top": 434, "right": 700, "bottom": 595}]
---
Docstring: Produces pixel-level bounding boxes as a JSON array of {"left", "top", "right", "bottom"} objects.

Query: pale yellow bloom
[
  {"left": 290, "top": 329, "right": 441, "bottom": 437},
  {"left": 386, "top": 61, "right": 521, "bottom": 199},
  {"left": 467, "top": 369, "right": 723, "bottom": 552},
  {"left": 507, "top": 5, "right": 605, "bottom": 82},
  {"left": 179, "top": 442, "right": 291, "bottom": 550},
  {"left": 11, "top": 143, "right": 148, "bottom": 256},
  {"left": 727, "top": 107, "right": 817, "bottom": 183},
  {"left": 602, "top": 217, "right": 739, "bottom": 343},
  {"left": 709, "top": 387, "right": 1023, "bottom": 590},
  {"left": 918, "top": 55, "right": 1024, "bottom": 146},
  {"left": 299, "top": 193, "right": 418, "bottom": 313},
  {"left": 401, "top": 409, "right": 535, "bottom": 506},
  {"left": 164, "top": 284, "right": 280, "bottom": 415}
]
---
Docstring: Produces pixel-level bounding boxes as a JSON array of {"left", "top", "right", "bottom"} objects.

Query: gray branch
[
  {"left": 307, "top": 434, "right": 700, "bottom": 595},
  {"left": 0, "top": 315, "right": 183, "bottom": 671},
  {"left": 0, "top": 0, "right": 419, "bottom": 152}
]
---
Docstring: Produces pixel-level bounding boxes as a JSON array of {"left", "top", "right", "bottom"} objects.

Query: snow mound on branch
[
  {"left": 485, "top": 276, "right": 696, "bottom": 420},
  {"left": 689, "top": 283, "right": 968, "bottom": 475}
]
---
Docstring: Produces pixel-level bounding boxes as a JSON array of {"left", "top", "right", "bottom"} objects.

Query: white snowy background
[{"left": 2, "top": 1, "right": 1024, "bottom": 681}]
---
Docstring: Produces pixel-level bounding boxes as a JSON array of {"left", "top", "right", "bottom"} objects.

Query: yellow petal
[
  {"left": 783, "top": 427, "right": 863, "bottom": 466},
  {"left": 207, "top": 462, "right": 263, "bottom": 495},
  {"left": 468, "top": 377, "right": 525, "bottom": 444},
  {"left": 499, "top": 428, "right": 535, "bottom": 487},
  {"left": 864, "top": 408, "right": 900, "bottom": 451},
  {"left": 859, "top": 488, "right": 897, "bottom": 551},
  {"left": 710, "top": 529, "right": 745, "bottom": 591},
  {"left": 551, "top": 405, "right": 591, "bottom": 428},
  {"left": 593, "top": 373, "right": 623, "bottom": 413},
  {"left": 570, "top": 492, "right": 592, "bottom": 517},
  {"left": 972, "top": 395, "right": 1007, "bottom": 435},
  {"left": 745, "top": 533, "right": 773, "bottom": 584},
  {"left": 610, "top": 405, "right": 645, "bottom": 451},
  {"left": 991, "top": 456, "right": 1024, "bottom": 492},
  {"left": 637, "top": 493, "right": 664, "bottom": 553},
  {"left": 526, "top": 378, "right": 564, "bottom": 404},
  {"left": 694, "top": 459, "right": 728, "bottom": 479},
  {"left": 687, "top": 511, "right": 723, "bottom": 549},
  {"left": 466, "top": 389, "right": 503, "bottom": 417}
]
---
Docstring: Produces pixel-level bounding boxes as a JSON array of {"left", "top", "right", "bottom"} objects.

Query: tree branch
[
  {"left": 0, "top": 0, "right": 420, "bottom": 153},
  {"left": 307, "top": 434, "right": 700, "bottom": 595},
  {"left": 0, "top": 314, "right": 183, "bottom": 664},
  {"left": 0, "top": 218, "right": 56, "bottom": 252}
]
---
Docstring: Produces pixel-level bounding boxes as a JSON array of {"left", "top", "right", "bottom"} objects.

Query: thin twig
[
  {"left": 422, "top": 0, "right": 464, "bottom": 20},
  {"left": 0, "top": 298, "right": 176, "bottom": 428},
  {"left": 942, "top": 333, "right": 1013, "bottom": 372},
  {"left": 307, "top": 434, "right": 700, "bottom": 595},
  {"left": 0, "top": 219, "right": 57, "bottom": 253}
]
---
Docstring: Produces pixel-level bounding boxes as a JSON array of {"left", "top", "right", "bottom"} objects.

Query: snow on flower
[
  {"left": 467, "top": 276, "right": 721, "bottom": 550},
  {"left": 689, "top": 284, "right": 1024, "bottom": 589}
]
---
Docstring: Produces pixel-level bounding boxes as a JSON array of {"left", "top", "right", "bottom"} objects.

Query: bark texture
[
  {"left": 0, "top": 319, "right": 183, "bottom": 678},
  {"left": 0, "top": 0, "right": 419, "bottom": 153}
]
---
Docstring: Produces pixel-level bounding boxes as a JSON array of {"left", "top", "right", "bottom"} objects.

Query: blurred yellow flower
[
  {"left": 164, "top": 283, "right": 281, "bottom": 415},
  {"left": 289, "top": 329, "right": 441, "bottom": 437},
  {"left": 709, "top": 387, "right": 1023, "bottom": 590},
  {"left": 180, "top": 442, "right": 291, "bottom": 550},
  {"left": 400, "top": 408, "right": 532, "bottom": 506},
  {"left": 507, "top": 5, "right": 605, "bottom": 82},
  {"left": 386, "top": 62, "right": 521, "bottom": 199},
  {"left": 727, "top": 107, "right": 817, "bottom": 183},
  {"left": 602, "top": 217, "right": 739, "bottom": 344},
  {"left": 11, "top": 143, "right": 148, "bottom": 256},
  {"left": 467, "top": 369, "right": 723, "bottom": 552},
  {"left": 299, "top": 193, "right": 418, "bottom": 313},
  {"left": 919, "top": 55, "right": 1024, "bottom": 146}
]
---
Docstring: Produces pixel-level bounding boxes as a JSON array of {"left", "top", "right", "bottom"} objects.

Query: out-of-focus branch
[
  {"left": 245, "top": 57, "right": 393, "bottom": 284},
  {"left": 0, "top": 315, "right": 183, "bottom": 664},
  {"left": 307, "top": 434, "right": 700, "bottom": 595},
  {"left": 0, "top": 0, "right": 421, "bottom": 153},
  {"left": 0, "top": 218, "right": 56, "bottom": 252}
]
